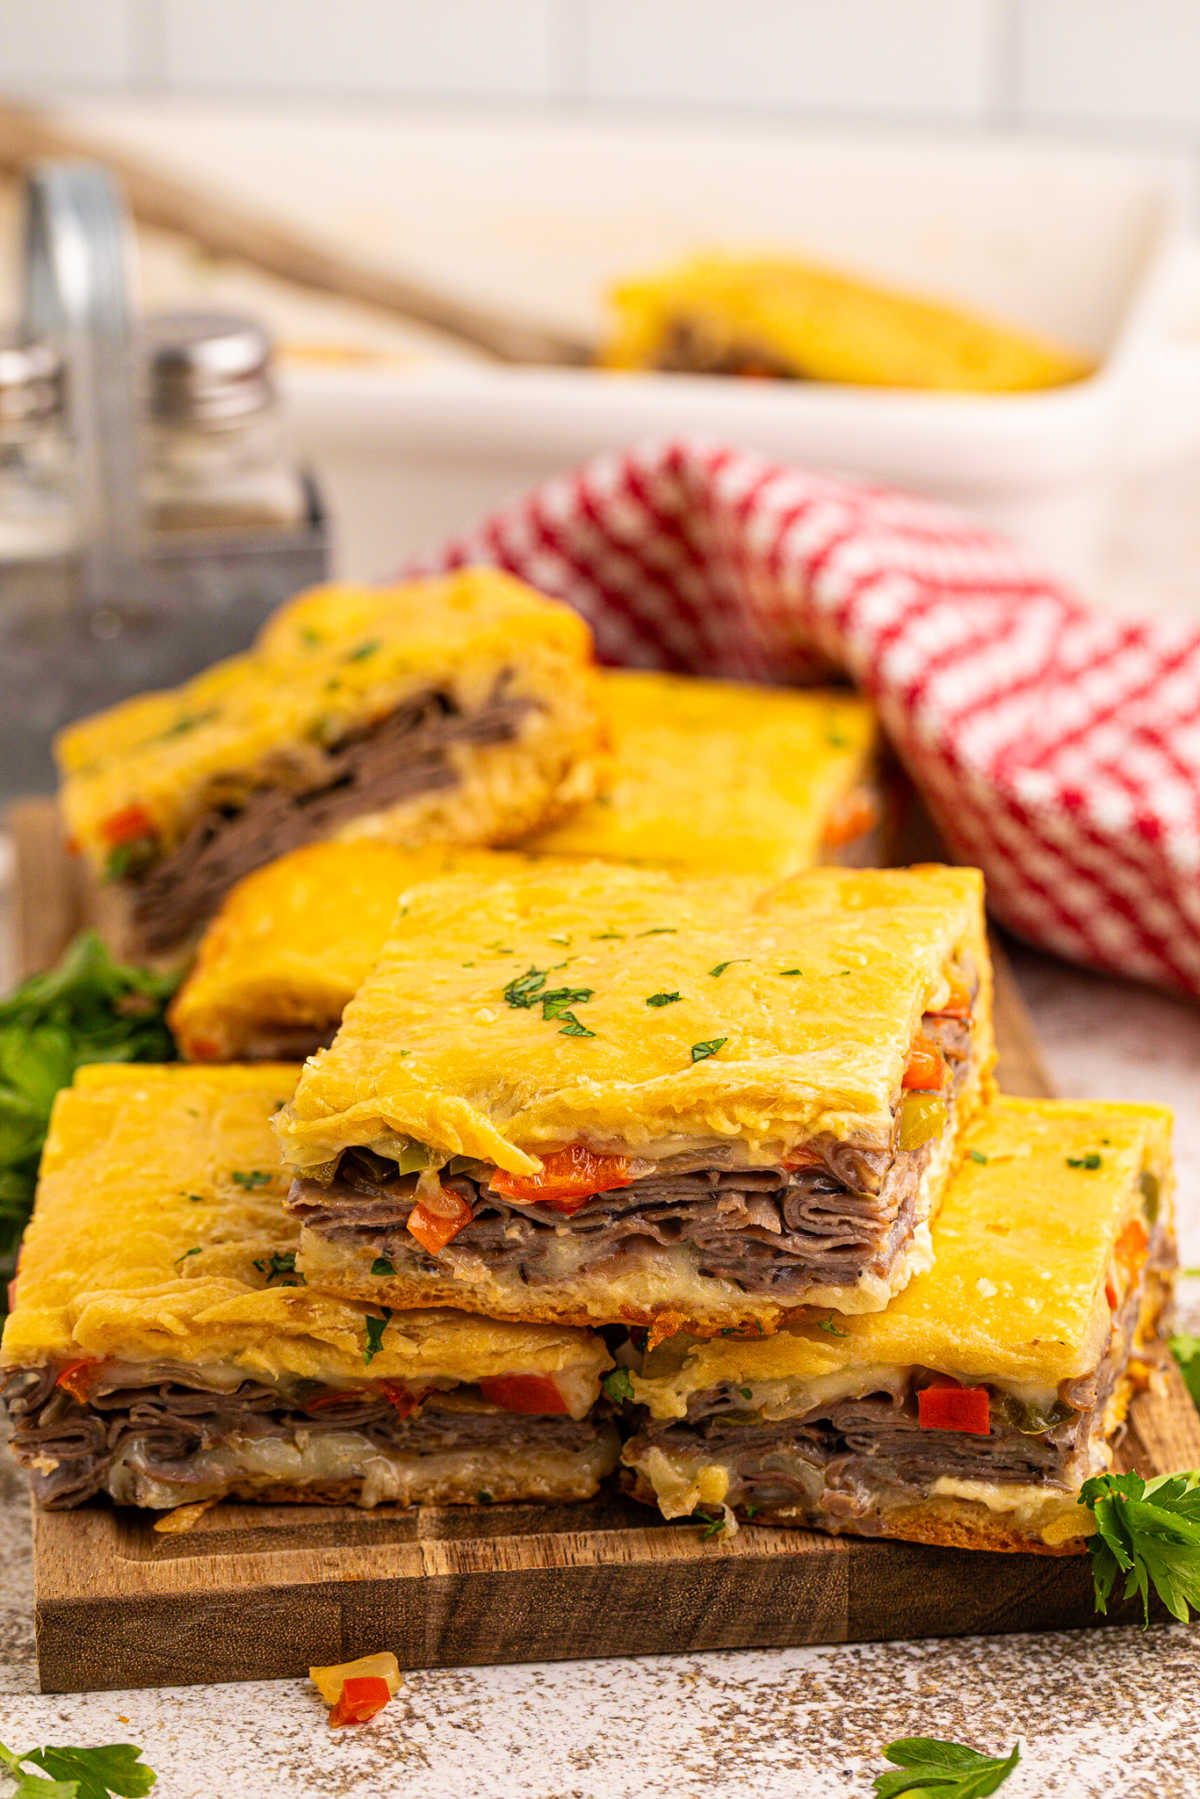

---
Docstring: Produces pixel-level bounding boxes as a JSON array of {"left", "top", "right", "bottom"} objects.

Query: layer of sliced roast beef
[
  {"left": 126, "top": 673, "right": 532, "bottom": 951},
  {"left": 289, "top": 1009, "right": 975, "bottom": 1298},
  {"left": 626, "top": 1230, "right": 1170, "bottom": 1523},
  {"left": 1, "top": 1367, "right": 595, "bottom": 1509}
]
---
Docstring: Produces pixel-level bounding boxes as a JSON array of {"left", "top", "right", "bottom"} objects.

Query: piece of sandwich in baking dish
[
  {"left": 621, "top": 1096, "right": 1173, "bottom": 1553},
  {"left": 276, "top": 861, "right": 994, "bottom": 1333},
  {"left": 602, "top": 251, "right": 1093, "bottom": 390},
  {"left": 523, "top": 671, "right": 881, "bottom": 872},
  {"left": 0, "top": 1065, "right": 619, "bottom": 1512},
  {"left": 55, "top": 569, "right": 604, "bottom": 960}
]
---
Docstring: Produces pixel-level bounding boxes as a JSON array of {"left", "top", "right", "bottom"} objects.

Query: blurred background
[
  {"left": 5, "top": 1, "right": 1200, "bottom": 792},
  {"left": 1, "top": 0, "right": 1197, "bottom": 148}
]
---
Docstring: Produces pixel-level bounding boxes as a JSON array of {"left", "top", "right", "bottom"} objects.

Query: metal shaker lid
[
  {"left": 143, "top": 310, "right": 275, "bottom": 424},
  {"left": 0, "top": 333, "right": 63, "bottom": 424}
]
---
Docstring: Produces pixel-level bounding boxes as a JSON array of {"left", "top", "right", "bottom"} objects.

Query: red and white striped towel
[{"left": 413, "top": 440, "right": 1200, "bottom": 1000}]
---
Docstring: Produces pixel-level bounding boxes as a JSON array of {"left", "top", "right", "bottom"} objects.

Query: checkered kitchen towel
[{"left": 414, "top": 439, "right": 1200, "bottom": 1000}]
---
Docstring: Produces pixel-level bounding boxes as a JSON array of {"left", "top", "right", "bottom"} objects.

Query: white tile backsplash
[
  {"left": 4, "top": 0, "right": 1200, "bottom": 159},
  {"left": 579, "top": 0, "right": 997, "bottom": 118},
  {"left": 1014, "top": 0, "right": 1200, "bottom": 130},
  {"left": 161, "top": 0, "right": 562, "bottom": 99},
  {"left": 0, "top": 0, "right": 139, "bottom": 89}
]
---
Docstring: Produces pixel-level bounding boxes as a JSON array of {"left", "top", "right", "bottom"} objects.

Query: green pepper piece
[{"left": 897, "top": 1091, "right": 947, "bottom": 1151}]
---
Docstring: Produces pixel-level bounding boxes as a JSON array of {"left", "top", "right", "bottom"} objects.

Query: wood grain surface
[{"left": 8, "top": 796, "right": 1187, "bottom": 1694}]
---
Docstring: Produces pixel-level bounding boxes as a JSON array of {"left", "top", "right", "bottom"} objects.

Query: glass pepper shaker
[{"left": 141, "top": 309, "right": 308, "bottom": 536}]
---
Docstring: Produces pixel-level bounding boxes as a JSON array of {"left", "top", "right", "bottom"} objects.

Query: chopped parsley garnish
[
  {"left": 709, "top": 961, "right": 747, "bottom": 977},
  {"left": 826, "top": 728, "right": 849, "bottom": 749},
  {"left": 817, "top": 1319, "right": 848, "bottom": 1337},
  {"left": 0, "top": 1737, "right": 157, "bottom": 1799},
  {"left": 503, "top": 967, "right": 549, "bottom": 1008},
  {"left": 873, "top": 1737, "right": 1019, "bottom": 1798},
  {"left": 371, "top": 1256, "right": 396, "bottom": 1277},
  {"left": 345, "top": 638, "right": 381, "bottom": 661},
  {"left": 743, "top": 1503, "right": 759, "bottom": 1519},
  {"left": 186, "top": 1193, "right": 205, "bottom": 1203},
  {"left": 777, "top": 968, "right": 802, "bottom": 977},
  {"left": 548, "top": 934, "right": 572, "bottom": 946},
  {"left": 738, "top": 1386, "right": 753, "bottom": 1399},
  {"left": 363, "top": 1311, "right": 391, "bottom": 1364},
  {"left": 602, "top": 1368, "right": 635, "bottom": 1404},
  {"left": 646, "top": 991, "right": 682, "bottom": 1008},
  {"left": 161, "top": 707, "right": 218, "bottom": 738},
  {"left": 1066, "top": 1152, "right": 1102, "bottom": 1171},
  {"left": 254, "top": 1251, "right": 302, "bottom": 1285},
  {"left": 299, "top": 626, "right": 323, "bottom": 647},
  {"left": 476, "top": 1490, "right": 493, "bottom": 1504},
  {"left": 231, "top": 1169, "right": 272, "bottom": 1189},
  {"left": 505, "top": 967, "right": 596, "bottom": 1036},
  {"left": 592, "top": 930, "right": 625, "bottom": 940},
  {"left": 637, "top": 927, "right": 677, "bottom": 937},
  {"left": 690, "top": 1038, "right": 727, "bottom": 1063},
  {"left": 174, "top": 1246, "right": 201, "bottom": 1270},
  {"left": 103, "top": 840, "right": 155, "bottom": 883},
  {"left": 967, "top": 1149, "right": 989, "bottom": 1165},
  {"left": 695, "top": 1511, "right": 726, "bottom": 1540},
  {"left": 540, "top": 985, "right": 593, "bottom": 1020}
]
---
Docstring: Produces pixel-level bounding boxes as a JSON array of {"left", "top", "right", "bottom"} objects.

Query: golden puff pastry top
[
  {"left": 602, "top": 252, "right": 1094, "bottom": 392},
  {"left": 632, "top": 1097, "right": 1173, "bottom": 1406},
  {"left": 276, "top": 862, "right": 990, "bottom": 1176},
  {"left": 1, "top": 1064, "right": 610, "bottom": 1410},
  {"left": 56, "top": 569, "right": 601, "bottom": 869},
  {"left": 523, "top": 671, "right": 876, "bottom": 875},
  {"left": 170, "top": 840, "right": 536, "bottom": 1060}
]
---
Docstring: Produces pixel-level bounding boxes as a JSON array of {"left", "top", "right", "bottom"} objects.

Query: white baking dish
[{"left": 62, "top": 105, "right": 1196, "bottom": 586}]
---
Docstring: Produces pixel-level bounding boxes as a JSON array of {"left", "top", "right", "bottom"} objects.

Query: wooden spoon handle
[{"left": 0, "top": 100, "right": 593, "bottom": 367}]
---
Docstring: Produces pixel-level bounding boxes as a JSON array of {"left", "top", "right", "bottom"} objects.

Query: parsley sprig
[
  {"left": 0, "top": 932, "right": 178, "bottom": 1314},
  {"left": 0, "top": 1737, "right": 156, "bottom": 1798},
  {"left": 1171, "top": 1332, "right": 1200, "bottom": 1407},
  {"left": 1083, "top": 1469, "right": 1200, "bottom": 1623},
  {"left": 873, "top": 1737, "right": 1019, "bottom": 1798}
]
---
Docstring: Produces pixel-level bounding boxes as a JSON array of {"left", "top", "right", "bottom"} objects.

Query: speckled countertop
[{"left": 0, "top": 933, "right": 1195, "bottom": 1798}]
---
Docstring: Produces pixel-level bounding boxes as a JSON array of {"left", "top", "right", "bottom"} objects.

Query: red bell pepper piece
[
  {"left": 329, "top": 1674, "right": 393, "bottom": 1728},
  {"left": 490, "top": 1145, "right": 631, "bottom": 1215},
  {"left": 406, "top": 1187, "right": 473, "bottom": 1255},
  {"left": 1106, "top": 1215, "right": 1150, "bottom": 1310},
  {"left": 820, "top": 787, "right": 879, "bottom": 850},
  {"left": 100, "top": 802, "right": 156, "bottom": 847},
  {"left": 55, "top": 1358, "right": 102, "bottom": 1403},
  {"left": 478, "top": 1374, "right": 568, "bottom": 1415},
  {"left": 380, "top": 1382, "right": 427, "bottom": 1422},
  {"left": 902, "top": 1032, "right": 947, "bottom": 1092},
  {"left": 917, "top": 1383, "right": 990, "bottom": 1435},
  {"left": 931, "top": 968, "right": 973, "bottom": 1019}
]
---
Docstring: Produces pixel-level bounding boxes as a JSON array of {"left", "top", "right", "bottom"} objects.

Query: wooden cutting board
[{"left": 9, "top": 797, "right": 1197, "bottom": 1694}]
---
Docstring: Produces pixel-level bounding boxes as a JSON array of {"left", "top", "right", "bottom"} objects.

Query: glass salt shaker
[
  {"left": 0, "top": 333, "right": 77, "bottom": 561},
  {"left": 141, "top": 310, "right": 308, "bottom": 536}
]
